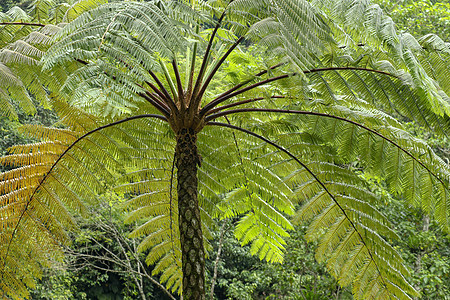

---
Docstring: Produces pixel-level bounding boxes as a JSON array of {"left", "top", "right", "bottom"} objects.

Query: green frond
[
  {"left": 51, "top": 2, "right": 70, "bottom": 24},
  {"left": 284, "top": 108, "right": 450, "bottom": 231},
  {"left": 292, "top": 173, "right": 418, "bottom": 299},
  {"left": 245, "top": 0, "right": 333, "bottom": 73},
  {"left": 213, "top": 118, "right": 423, "bottom": 299},
  {"left": 311, "top": 0, "right": 450, "bottom": 127},
  {"left": 6, "top": 6, "right": 30, "bottom": 22},
  {"left": 30, "top": 0, "right": 55, "bottom": 23},
  {"left": 0, "top": 19, "right": 71, "bottom": 118},
  {"left": 199, "top": 127, "right": 296, "bottom": 263},
  {"left": 235, "top": 208, "right": 289, "bottom": 263},
  {"left": 63, "top": 0, "right": 107, "bottom": 22},
  {"left": 18, "top": 124, "right": 77, "bottom": 143},
  {"left": 48, "top": 1, "right": 189, "bottom": 61},
  {"left": 0, "top": 111, "right": 166, "bottom": 298},
  {"left": 0, "top": 64, "right": 30, "bottom": 118}
]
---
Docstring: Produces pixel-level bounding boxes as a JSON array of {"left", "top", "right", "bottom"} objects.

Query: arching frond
[
  {"left": 0, "top": 0, "right": 107, "bottom": 120},
  {"left": 30, "top": 0, "right": 55, "bottom": 23},
  {"left": 244, "top": 0, "right": 333, "bottom": 73},
  {"left": 0, "top": 105, "right": 167, "bottom": 298},
  {"left": 310, "top": 0, "right": 450, "bottom": 124},
  {"left": 63, "top": 0, "right": 107, "bottom": 23},
  {"left": 208, "top": 121, "right": 419, "bottom": 299},
  {"left": 286, "top": 107, "right": 450, "bottom": 230}
]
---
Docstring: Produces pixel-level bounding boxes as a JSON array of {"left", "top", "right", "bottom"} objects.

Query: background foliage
[{"left": 376, "top": 0, "right": 450, "bottom": 40}]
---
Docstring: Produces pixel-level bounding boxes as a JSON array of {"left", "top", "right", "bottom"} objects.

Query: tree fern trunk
[{"left": 176, "top": 127, "right": 205, "bottom": 300}]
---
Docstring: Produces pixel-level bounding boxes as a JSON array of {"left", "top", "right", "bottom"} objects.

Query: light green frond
[
  {"left": 417, "top": 34, "right": 450, "bottom": 98},
  {"left": 63, "top": 0, "right": 107, "bottom": 22},
  {"left": 18, "top": 124, "right": 77, "bottom": 143},
  {"left": 286, "top": 108, "right": 450, "bottom": 231},
  {"left": 211, "top": 115, "right": 420, "bottom": 299},
  {"left": 42, "top": 2, "right": 203, "bottom": 117},
  {"left": 245, "top": 0, "right": 333, "bottom": 73},
  {"left": 6, "top": 40, "right": 44, "bottom": 59},
  {"left": 0, "top": 63, "right": 30, "bottom": 118},
  {"left": 0, "top": 8, "right": 35, "bottom": 45},
  {"left": 0, "top": 110, "right": 163, "bottom": 298},
  {"left": 291, "top": 169, "right": 418, "bottom": 299},
  {"left": 48, "top": 1, "right": 188, "bottom": 62},
  {"left": 30, "top": 0, "right": 55, "bottom": 22},
  {"left": 222, "top": 114, "right": 424, "bottom": 299},
  {"left": 303, "top": 67, "right": 450, "bottom": 136},
  {"left": 0, "top": 19, "right": 71, "bottom": 118},
  {"left": 311, "top": 0, "right": 450, "bottom": 126},
  {"left": 6, "top": 6, "right": 30, "bottom": 22},
  {"left": 199, "top": 126, "right": 295, "bottom": 263},
  {"left": 50, "top": 2, "right": 70, "bottom": 24}
]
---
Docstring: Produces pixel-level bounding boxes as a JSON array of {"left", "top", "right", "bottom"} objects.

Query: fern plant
[{"left": 1, "top": 0, "right": 450, "bottom": 299}]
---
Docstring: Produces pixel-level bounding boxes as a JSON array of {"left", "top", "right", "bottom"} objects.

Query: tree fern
[{"left": 1, "top": 0, "right": 450, "bottom": 299}]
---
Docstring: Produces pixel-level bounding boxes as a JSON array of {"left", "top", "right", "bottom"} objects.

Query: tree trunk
[{"left": 176, "top": 127, "right": 205, "bottom": 300}]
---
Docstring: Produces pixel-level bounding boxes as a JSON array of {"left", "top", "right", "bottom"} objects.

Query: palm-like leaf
[
  {"left": 0, "top": 0, "right": 106, "bottom": 120},
  {"left": 0, "top": 101, "right": 127, "bottom": 298}
]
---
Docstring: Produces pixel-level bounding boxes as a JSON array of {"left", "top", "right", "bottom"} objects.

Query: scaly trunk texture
[{"left": 176, "top": 127, "right": 205, "bottom": 300}]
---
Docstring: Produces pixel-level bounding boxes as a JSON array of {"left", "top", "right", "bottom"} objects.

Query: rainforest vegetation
[{"left": 0, "top": 0, "right": 449, "bottom": 299}]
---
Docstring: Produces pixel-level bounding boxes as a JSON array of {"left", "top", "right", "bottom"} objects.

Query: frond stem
[
  {"left": 304, "top": 67, "right": 397, "bottom": 77},
  {"left": 143, "top": 81, "right": 171, "bottom": 105},
  {"left": 148, "top": 70, "right": 178, "bottom": 114},
  {"left": 172, "top": 59, "right": 184, "bottom": 102},
  {"left": 201, "top": 66, "right": 398, "bottom": 117},
  {"left": 200, "top": 74, "right": 293, "bottom": 116},
  {"left": 0, "top": 22, "right": 45, "bottom": 27},
  {"left": 186, "top": 25, "right": 199, "bottom": 99},
  {"left": 191, "top": 0, "right": 235, "bottom": 104},
  {"left": 195, "top": 36, "right": 244, "bottom": 104},
  {"left": 138, "top": 91, "right": 170, "bottom": 117},
  {"left": 205, "top": 62, "right": 285, "bottom": 110},
  {"left": 207, "top": 95, "right": 285, "bottom": 115}
]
